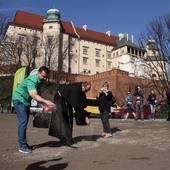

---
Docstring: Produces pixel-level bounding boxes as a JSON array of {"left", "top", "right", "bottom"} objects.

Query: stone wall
[{"left": 73, "top": 68, "right": 162, "bottom": 106}]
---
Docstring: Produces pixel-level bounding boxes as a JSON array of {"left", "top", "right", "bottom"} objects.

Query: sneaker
[
  {"left": 19, "top": 147, "right": 32, "bottom": 153},
  {"left": 101, "top": 133, "right": 107, "bottom": 137},
  {"left": 26, "top": 144, "right": 33, "bottom": 150},
  {"left": 104, "top": 133, "right": 112, "bottom": 138}
]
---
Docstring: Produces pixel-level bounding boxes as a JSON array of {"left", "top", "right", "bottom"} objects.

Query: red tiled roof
[
  {"left": 13, "top": 10, "right": 45, "bottom": 29},
  {"left": 12, "top": 10, "right": 119, "bottom": 45},
  {"left": 76, "top": 27, "right": 118, "bottom": 45}
]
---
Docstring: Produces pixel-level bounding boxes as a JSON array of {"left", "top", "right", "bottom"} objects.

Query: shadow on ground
[
  {"left": 31, "top": 127, "right": 121, "bottom": 150},
  {"left": 25, "top": 158, "right": 68, "bottom": 170}
]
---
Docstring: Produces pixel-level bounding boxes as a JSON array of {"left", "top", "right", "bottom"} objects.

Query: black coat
[
  {"left": 134, "top": 90, "right": 144, "bottom": 103},
  {"left": 49, "top": 82, "right": 88, "bottom": 144},
  {"left": 148, "top": 94, "right": 156, "bottom": 104},
  {"left": 97, "top": 91, "right": 112, "bottom": 111},
  {"left": 58, "top": 82, "right": 87, "bottom": 108}
]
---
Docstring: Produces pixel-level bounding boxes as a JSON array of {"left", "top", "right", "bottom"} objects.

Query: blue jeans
[
  {"left": 149, "top": 104, "right": 156, "bottom": 119},
  {"left": 13, "top": 100, "right": 30, "bottom": 148}
]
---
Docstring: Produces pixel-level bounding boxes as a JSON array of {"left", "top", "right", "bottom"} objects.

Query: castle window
[
  {"left": 83, "top": 57, "right": 88, "bottom": 65},
  {"left": 135, "top": 49, "right": 138, "bottom": 56},
  {"left": 107, "top": 61, "right": 112, "bottom": 69},
  {"left": 128, "top": 47, "right": 130, "bottom": 54},
  {"left": 18, "top": 34, "right": 26, "bottom": 44},
  {"left": 131, "top": 48, "right": 134, "bottom": 55},
  {"left": 95, "top": 49, "right": 101, "bottom": 57},
  {"left": 83, "top": 46, "right": 88, "bottom": 55},
  {"left": 32, "top": 37, "right": 39, "bottom": 46},
  {"left": 95, "top": 59, "right": 100, "bottom": 67},
  {"left": 47, "top": 36, "right": 53, "bottom": 46},
  {"left": 49, "top": 26, "right": 53, "bottom": 29},
  {"left": 107, "top": 52, "right": 112, "bottom": 59}
]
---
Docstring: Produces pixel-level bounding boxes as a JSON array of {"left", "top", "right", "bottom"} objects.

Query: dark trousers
[
  {"left": 135, "top": 103, "right": 143, "bottom": 119},
  {"left": 100, "top": 110, "right": 110, "bottom": 133}
]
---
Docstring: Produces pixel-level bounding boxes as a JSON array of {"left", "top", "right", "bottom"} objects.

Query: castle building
[{"left": 3, "top": 8, "right": 159, "bottom": 78}]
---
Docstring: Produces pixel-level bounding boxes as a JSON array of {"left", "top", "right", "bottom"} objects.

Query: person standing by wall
[
  {"left": 166, "top": 87, "right": 170, "bottom": 121},
  {"left": 134, "top": 86, "right": 144, "bottom": 121},
  {"left": 148, "top": 90, "right": 157, "bottom": 121},
  {"left": 0, "top": 102, "right": 3, "bottom": 113},
  {"left": 96, "top": 82, "right": 113, "bottom": 138},
  {"left": 124, "top": 91, "right": 136, "bottom": 120},
  {"left": 12, "top": 66, "right": 54, "bottom": 154},
  {"left": 7, "top": 102, "right": 11, "bottom": 113}
]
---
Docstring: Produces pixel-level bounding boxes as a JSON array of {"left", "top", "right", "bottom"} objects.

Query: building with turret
[{"left": 2, "top": 8, "right": 162, "bottom": 79}]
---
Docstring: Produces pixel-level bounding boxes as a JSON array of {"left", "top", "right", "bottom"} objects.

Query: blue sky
[{"left": 1, "top": 0, "right": 170, "bottom": 42}]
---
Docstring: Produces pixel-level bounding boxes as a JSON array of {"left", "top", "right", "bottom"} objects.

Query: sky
[{"left": 0, "top": 0, "right": 170, "bottom": 43}]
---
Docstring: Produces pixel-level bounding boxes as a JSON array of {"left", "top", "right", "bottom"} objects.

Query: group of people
[
  {"left": 12, "top": 65, "right": 166, "bottom": 154},
  {"left": 12, "top": 66, "right": 92, "bottom": 153},
  {"left": 124, "top": 86, "right": 157, "bottom": 121}
]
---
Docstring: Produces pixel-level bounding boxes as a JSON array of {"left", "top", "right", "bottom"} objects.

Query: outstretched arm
[{"left": 29, "top": 90, "right": 54, "bottom": 106}]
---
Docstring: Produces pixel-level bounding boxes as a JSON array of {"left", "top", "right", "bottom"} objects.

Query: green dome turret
[
  {"left": 146, "top": 39, "right": 157, "bottom": 50},
  {"left": 44, "top": 8, "right": 60, "bottom": 23}
]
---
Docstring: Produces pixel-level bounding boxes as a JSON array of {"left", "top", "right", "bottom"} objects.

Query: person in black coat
[
  {"left": 166, "top": 88, "right": 170, "bottom": 121},
  {"left": 147, "top": 90, "right": 157, "bottom": 121},
  {"left": 96, "top": 82, "right": 113, "bottom": 138},
  {"left": 49, "top": 81, "right": 91, "bottom": 146},
  {"left": 134, "top": 86, "right": 144, "bottom": 121}
]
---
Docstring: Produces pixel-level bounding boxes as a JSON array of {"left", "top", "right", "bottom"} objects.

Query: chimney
[
  {"left": 131, "top": 35, "right": 134, "bottom": 43},
  {"left": 82, "top": 25, "right": 87, "bottom": 31},
  {"left": 118, "top": 33, "right": 125, "bottom": 40},
  {"left": 106, "top": 30, "right": 111, "bottom": 36}
]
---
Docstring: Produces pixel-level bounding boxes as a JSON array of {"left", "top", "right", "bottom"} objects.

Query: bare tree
[
  {"left": 21, "top": 34, "right": 40, "bottom": 69},
  {"left": 0, "top": 36, "right": 20, "bottom": 65},
  {"left": 0, "top": 33, "right": 41, "bottom": 69},
  {"left": 0, "top": 6, "right": 11, "bottom": 63},
  {"left": 43, "top": 35, "right": 60, "bottom": 71},
  {"left": 138, "top": 13, "right": 170, "bottom": 120},
  {"left": 42, "top": 34, "right": 76, "bottom": 83},
  {"left": 0, "top": 11, "right": 11, "bottom": 39}
]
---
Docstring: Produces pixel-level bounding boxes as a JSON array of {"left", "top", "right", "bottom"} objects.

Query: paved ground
[{"left": 0, "top": 113, "right": 170, "bottom": 170}]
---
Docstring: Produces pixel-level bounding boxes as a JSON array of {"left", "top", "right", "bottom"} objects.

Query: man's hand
[
  {"left": 85, "top": 117, "right": 90, "bottom": 125},
  {"left": 45, "top": 100, "right": 54, "bottom": 106}
]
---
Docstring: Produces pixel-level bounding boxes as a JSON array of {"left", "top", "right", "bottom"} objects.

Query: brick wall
[
  {"left": 1, "top": 65, "right": 164, "bottom": 106},
  {"left": 73, "top": 69, "right": 162, "bottom": 106}
]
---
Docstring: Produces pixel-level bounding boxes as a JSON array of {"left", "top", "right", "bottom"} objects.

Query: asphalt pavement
[{"left": 0, "top": 113, "right": 170, "bottom": 170}]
